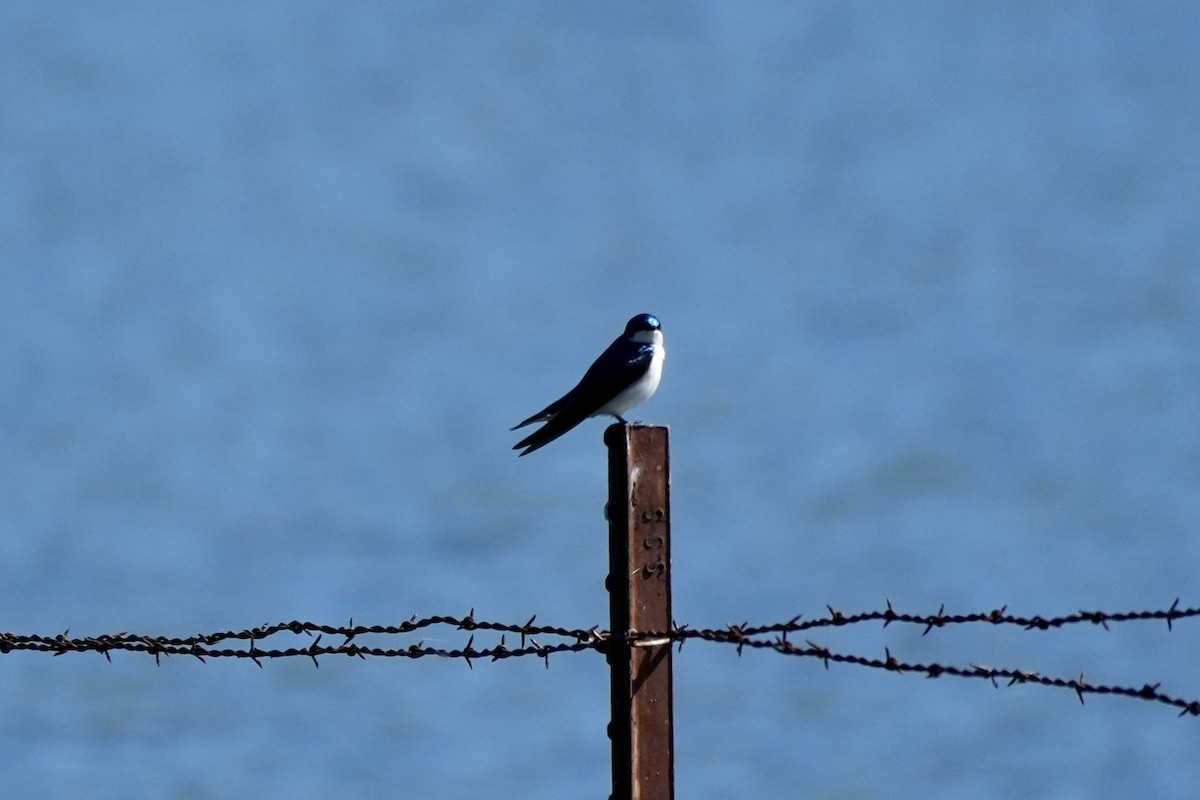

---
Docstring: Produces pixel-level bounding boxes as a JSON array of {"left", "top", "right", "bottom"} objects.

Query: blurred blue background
[{"left": 2, "top": 3, "right": 1199, "bottom": 798}]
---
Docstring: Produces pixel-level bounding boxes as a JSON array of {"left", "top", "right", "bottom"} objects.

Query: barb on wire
[{"left": 1, "top": 601, "right": 1196, "bottom": 715}]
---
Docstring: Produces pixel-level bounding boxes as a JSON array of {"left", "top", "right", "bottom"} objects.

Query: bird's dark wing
[
  {"left": 512, "top": 339, "right": 655, "bottom": 456},
  {"left": 511, "top": 389, "right": 575, "bottom": 431},
  {"left": 512, "top": 398, "right": 592, "bottom": 456},
  {"left": 570, "top": 339, "right": 655, "bottom": 407}
]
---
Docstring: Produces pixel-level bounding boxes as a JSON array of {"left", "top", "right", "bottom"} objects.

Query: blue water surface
[{"left": 1, "top": 4, "right": 1199, "bottom": 798}]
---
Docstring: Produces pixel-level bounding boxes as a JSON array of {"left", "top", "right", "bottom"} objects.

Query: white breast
[{"left": 595, "top": 331, "right": 665, "bottom": 418}]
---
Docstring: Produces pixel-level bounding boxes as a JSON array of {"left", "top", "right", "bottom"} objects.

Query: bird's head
[{"left": 624, "top": 313, "right": 661, "bottom": 334}]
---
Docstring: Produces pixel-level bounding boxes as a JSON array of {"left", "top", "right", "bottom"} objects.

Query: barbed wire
[{"left": 2, "top": 601, "right": 1196, "bottom": 715}]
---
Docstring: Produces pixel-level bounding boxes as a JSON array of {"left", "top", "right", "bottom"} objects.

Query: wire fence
[{"left": 3, "top": 600, "right": 1197, "bottom": 716}]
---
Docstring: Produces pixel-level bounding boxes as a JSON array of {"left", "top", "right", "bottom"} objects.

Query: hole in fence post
[{"left": 605, "top": 423, "right": 674, "bottom": 800}]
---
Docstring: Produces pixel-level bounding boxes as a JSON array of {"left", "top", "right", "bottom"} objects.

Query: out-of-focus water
[{"left": 2, "top": 4, "right": 1199, "bottom": 798}]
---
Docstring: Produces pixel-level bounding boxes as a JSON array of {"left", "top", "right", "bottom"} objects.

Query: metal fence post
[{"left": 605, "top": 423, "right": 674, "bottom": 800}]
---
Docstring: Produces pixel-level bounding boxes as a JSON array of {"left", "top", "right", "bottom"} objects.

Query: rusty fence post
[{"left": 605, "top": 423, "right": 674, "bottom": 800}]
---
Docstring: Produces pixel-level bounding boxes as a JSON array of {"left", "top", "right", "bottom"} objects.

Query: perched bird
[{"left": 512, "top": 313, "right": 665, "bottom": 456}]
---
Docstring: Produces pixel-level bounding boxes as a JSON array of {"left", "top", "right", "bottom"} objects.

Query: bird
[{"left": 512, "top": 313, "right": 665, "bottom": 456}]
